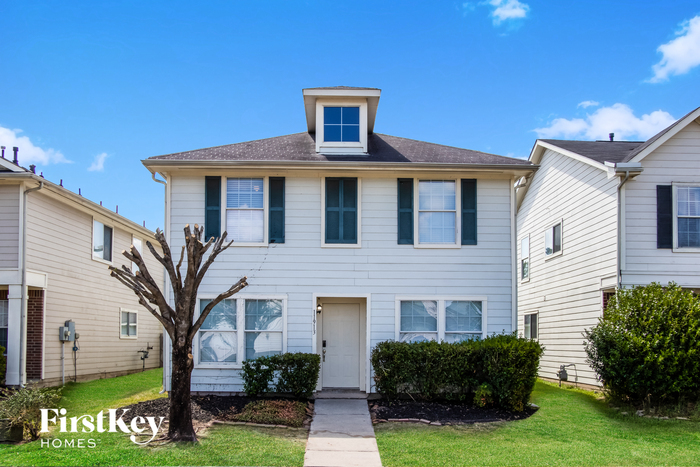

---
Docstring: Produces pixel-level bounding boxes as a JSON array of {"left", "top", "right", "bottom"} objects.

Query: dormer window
[
  {"left": 302, "top": 87, "right": 381, "bottom": 155},
  {"left": 324, "top": 107, "right": 360, "bottom": 142}
]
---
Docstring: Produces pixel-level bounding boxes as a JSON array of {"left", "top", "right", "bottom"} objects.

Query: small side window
[
  {"left": 93, "top": 220, "right": 113, "bottom": 262},
  {"left": 521, "top": 236, "right": 530, "bottom": 281},
  {"left": 524, "top": 313, "right": 538, "bottom": 339},
  {"left": 120, "top": 310, "right": 138, "bottom": 339},
  {"left": 545, "top": 221, "right": 562, "bottom": 258}
]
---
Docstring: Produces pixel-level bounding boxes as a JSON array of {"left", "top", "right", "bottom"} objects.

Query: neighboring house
[
  {"left": 516, "top": 106, "right": 700, "bottom": 387},
  {"left": 0, "top": 151, "right": 165, "bottom": 386},
  {"left": 143, "top": 86, "right": 536, "bottom": 395}
]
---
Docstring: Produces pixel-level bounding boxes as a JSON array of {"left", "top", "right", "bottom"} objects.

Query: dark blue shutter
[
  {"left": 397, "top": 179, "right": 413, "bottom": 244},
  {"left": 205, "top": 176, "right": 221, "bottom": 241},
  {"left": 269, "top": 177, "right": 285, "bottom": 243},
  {"left": 657, "top": 185, "right": 672, "bottom": 249},
  {"left": 326, "top": 178, "right": 357, "bottom": 244},
  {"left": 461, "top": 179, "right": 477, "bottom": 245}
]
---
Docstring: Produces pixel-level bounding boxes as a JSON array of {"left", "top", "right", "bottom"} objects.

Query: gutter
[
  {"left": 605, "top": 162, "right": 643, "bottom": 289},
  {"left": 149, "top": 172, "right": 169, "bottom": 394},
  {"left": 20, "top": 180, "right": 43, "bottom": 386}
]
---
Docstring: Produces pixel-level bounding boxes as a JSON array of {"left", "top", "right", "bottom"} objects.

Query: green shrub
[
  {"left": 0, "top": 386, "right": 62, "bottom": 440},
  {"left": 371, "top": 333, "right": 543, "bottom": 411},
  {"left": 0, "top": 345, "right": 5, "bottom": 385},
  {"left": 584, "top": 282, "right": 700, "bottom": 407},
  {"left": 242, "top": 353, "right": 320, "bottom": 398}
]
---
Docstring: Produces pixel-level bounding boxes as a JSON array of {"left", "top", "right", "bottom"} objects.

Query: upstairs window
[
  {"left": 521, "top": 236, "right": 530, "bottom": 281},
  {"left": 324, "top": 107, "right": 360, "bottom": 142},
  {"left": 419, "top": 181, "right": 456, "bottom": 244},
  {"left": 227, "top": 178, "right": 264, "bottom": 243},
  {"left": 545, "top": 221, "right": 562, "bottom": 258},
  {"left": 92, "top": 220, "right": 113, "bottom": 262},
  {"left": 677, "top": 186, "right": 700, "bottom": 248}
]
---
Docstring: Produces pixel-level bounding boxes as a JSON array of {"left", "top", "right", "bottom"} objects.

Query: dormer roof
[{"left": 302, "top": 87, "right": 381, "bottom": 134}]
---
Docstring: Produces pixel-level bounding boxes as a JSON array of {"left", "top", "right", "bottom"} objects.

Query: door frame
[{"left": 311, "top": 293, "right": 371, "bottom": 392}]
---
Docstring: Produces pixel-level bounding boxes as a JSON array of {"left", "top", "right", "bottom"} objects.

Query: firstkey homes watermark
[{"left": 39, "top": 408, "right": 165, "bottom": 446}]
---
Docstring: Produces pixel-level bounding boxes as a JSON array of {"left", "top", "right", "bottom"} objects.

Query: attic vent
[{"left": 609, "top": 133, "right": 614, "bottom": 141}]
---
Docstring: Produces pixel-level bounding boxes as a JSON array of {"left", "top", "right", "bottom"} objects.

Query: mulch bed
[
  {"left": 370, "top": 400, "right": 538, "bottom": 425},
  {"left": 118, "top": 395, "right": 312, "bottom": 427}
]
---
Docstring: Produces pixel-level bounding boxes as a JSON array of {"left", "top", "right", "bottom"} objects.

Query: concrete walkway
[{"left": 304, "top": 399, "right": 382, "bottom": 467}]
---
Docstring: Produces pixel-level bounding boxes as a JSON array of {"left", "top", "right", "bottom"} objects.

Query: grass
[
  {"left": 375, "top": 380, "right": 700, "bottom": 466},
  {"left": 0, "top": 369, "right": 306, "bottom": 466}
]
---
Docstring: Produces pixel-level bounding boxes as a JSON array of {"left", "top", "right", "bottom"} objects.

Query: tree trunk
[{"left": 168, "top": 338, "right": 197, "bottom": 442}]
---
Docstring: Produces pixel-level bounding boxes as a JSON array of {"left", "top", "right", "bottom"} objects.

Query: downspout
[
  {"left": 151, "top": 171, "right": 168, "bottom": 394},
  {"left": 20, "top": 180, "right": 43, "bottom": 386},
  {"left": 616, "top": 171, "right": 632, "bottom": 289}
]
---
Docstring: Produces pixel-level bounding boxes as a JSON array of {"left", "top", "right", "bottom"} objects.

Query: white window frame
[
  {"left": 523, "top": 312, "right": 538, "bottom": 340},
  {"left": 194, "top": 294, "right": 287, "bottom": 369},
  {"left": 223, "top": 176, "right": 269, "bottom": 247},
  {"left": 520, "top": 234, "right": 530, "bottom": 282},
  {"left": 394, "top": 296, "right": 488, "bottom": 342},
  {"left": 544, "top": 219, "right": 563, "bottom": 259},
  {"left": 413, "top": 178, "right": 462, "bottom": 249},
  {"left": 320, "top": 177, "right": 362, "bottom": 248},
  {"left": 672, "top": 183, "right": 700, "bottom": 253},
  {"left": 315, "top": 98, "right": 368, "bottom": 154},
  {"left": 119, "top": 308, "right": 138, "bottom": 339},
  {"left": 92, "top": 218, "right": 114, "bottom": 264}
]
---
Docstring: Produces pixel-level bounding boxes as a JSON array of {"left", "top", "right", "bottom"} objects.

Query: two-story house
[
  {"left": 516, "top": 106, "right": 700, "bottom": 387},
  {"left": 0, "top": 151, "right": 165, "bottom": 386},
  {"left": 144, "top": 87, "right": 536, "bottom": 395}
]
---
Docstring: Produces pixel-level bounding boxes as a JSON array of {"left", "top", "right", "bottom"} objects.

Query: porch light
[{"left": 316, "top": 304, "right": 322, "bottom": 314}]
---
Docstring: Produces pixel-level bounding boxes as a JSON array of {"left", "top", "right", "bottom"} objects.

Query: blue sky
[{"left": 1, "top": 1, "right": 699, "bottom": 231}]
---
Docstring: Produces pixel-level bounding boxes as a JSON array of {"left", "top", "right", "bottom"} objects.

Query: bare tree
[{"left": 109, "top": 224, "right": 247, "bottom": 442}]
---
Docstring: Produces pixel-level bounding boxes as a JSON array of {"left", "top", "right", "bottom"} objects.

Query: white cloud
[
  {"left": 488, "top": 0, "right": 529, "bottom": 25},
  {"left": 87, "top": 152, "right": 109, "bottom": 172},
  {"left": 0, "top": 126, "right": 71, "bottom": 165},
  {"left": 534, "top": 103, "right": 676, "bottom": 141},
  {"left": 577, "top": 100, "right": 600, "bottom": 109},
  {"left": 649, "top": 15, "right": 700, "bottom": 83}
]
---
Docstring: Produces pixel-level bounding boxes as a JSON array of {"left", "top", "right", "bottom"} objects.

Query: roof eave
[{"left": 142, "top": 159, "right": 536, "bottom": 173}]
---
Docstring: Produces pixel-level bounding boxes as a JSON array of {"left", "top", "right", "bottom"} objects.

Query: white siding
[
  {"left": 24, "top": 190, "right": 165, "bottom": 382},
  {"left": 0, "top": 184, "right": 20, "bottom": 269},
  {"left": 167, "top": 171, "right": 516, "bottom": 393},
  {"left": 517, "top": 149, "right": 618, "bottom": 386},
  {"left": 623, "top": 121, "right": 700, "bottom": 287}
]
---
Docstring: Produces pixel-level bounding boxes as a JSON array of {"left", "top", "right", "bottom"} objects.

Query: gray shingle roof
[
  {"left": 148, "top": 132, "right": 532, "bottom": 166},
  {"left": 540, "top": 139, "right": 644, "bottom": 164}
]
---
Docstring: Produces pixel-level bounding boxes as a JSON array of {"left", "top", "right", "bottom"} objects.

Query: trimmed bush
[
  {"left": 371, "top": 333, "right": 543, "bottom": 411},
  {"left": 242, "top": 352, "right": 320, "bottom": 398},
  {"left": 0, "top": 385, "right": 62, "bottom": 440},
  {"left": 584, "top": 283, "right": 700, "bottom": 406}
]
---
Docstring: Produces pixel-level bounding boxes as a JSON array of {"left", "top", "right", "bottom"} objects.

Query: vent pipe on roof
[
  {"left": 13, "top": 147, "right": 19, "bottom": 164},
  {"left": 29, "top": 165, "right": 36, "bottom": 174},
  {"left": 1, "top": 146, "right": 5, "bottom": 158},
  {"left": 609, "top": 133, "right": 614, "bottom": 142}
]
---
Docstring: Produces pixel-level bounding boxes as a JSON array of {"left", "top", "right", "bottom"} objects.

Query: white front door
[{"left": 322, "top": 302, "right": 361, "bottom": 388}]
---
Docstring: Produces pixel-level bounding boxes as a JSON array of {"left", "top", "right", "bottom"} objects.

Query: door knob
[{"left": 322, "top": 348, "right": 326, "bottom": 362}]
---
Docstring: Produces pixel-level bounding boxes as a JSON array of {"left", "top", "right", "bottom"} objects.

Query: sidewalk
[{"left": 304, "top": 399, "right": 382, "bottom": 467}]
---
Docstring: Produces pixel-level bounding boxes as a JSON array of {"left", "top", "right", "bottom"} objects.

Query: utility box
[{"left": 59, "top": 320, "right": 75, "bottom": 342}]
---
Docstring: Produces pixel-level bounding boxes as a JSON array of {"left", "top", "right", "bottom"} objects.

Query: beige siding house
[
  {"left": 0, "top": 153, "right": 165, "bottom": 386},
  {"left": 516, "top": 106, "right": 700, "bottom": 387}
]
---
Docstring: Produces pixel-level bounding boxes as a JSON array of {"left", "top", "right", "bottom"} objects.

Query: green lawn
[
  {"left": 0, "top": 369, "right": 306, "bottom": 467},
  {"left": 375, "top": 380, "right": 700, "bottom": 466}
]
